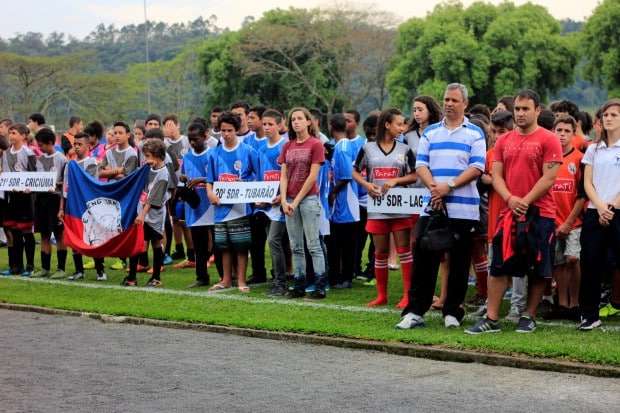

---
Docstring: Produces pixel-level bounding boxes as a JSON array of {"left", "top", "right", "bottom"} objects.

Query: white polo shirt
[{"left": 582, "top": 139, "right": 620, "bottom": 208}]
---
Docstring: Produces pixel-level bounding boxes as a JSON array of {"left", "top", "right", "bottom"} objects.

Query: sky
[{"left": 2, "top": 0, "right": 600, "bottom": 39}]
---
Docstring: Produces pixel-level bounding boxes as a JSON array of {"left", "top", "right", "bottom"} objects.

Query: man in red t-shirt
[
  {"left": 466, "top": 90, "right": 562, "bottom": 335},
  {"left": 548, "top": 115, "right": 585, "bottom": 320}
]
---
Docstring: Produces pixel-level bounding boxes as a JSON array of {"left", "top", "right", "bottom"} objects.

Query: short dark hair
[
  {"left": 144, "top": 128, "right": 165, "bottom": 141},
  {"left": 8, "top": 123, "right": 30, "bottom": 137},
  {"left": 309, "top": 109, "right": 322, "bottom": 120},
  {"left": 28, "top": 113, "right": 45, "bottom": 125},
  {"left": 85, "top": 121, "right": 103, "bottom": 139},
  {"left": 69, "top": 116, "right": 81, "bottom": 128},
  {"left": 515, "top": 89, "right": 541, "bottom": 108},
  {"left": 537, "top": 109, "right": 555, "bottom": 130},
  {"left": 145, "top": 113, "right": 162, "bottom": 125},
  {"left": 249, "top": 106, "right": 266, "bottom": 118},
  {"left": 329, "top": 113, "right": 347, "bottom": 134},
  {"left": 191, "top": 117, "right": 208, "bottom": 129},
  {"left": 575, "top": 110, "right": 593, "bottom": 136},
  {"left": 553, "top": 115, "right": 577, "bottom": 132},
  {"left": 363, "top": 112, "right": 379, "bottom": 139},
  {"left": 217, "top": 111, "right": 241, "bottom": 131},
  {"left": 74, "top": 132, "right": 89, "bottom": 142},
  {"left": 469, "top": 104, "right": 491, "bottom": 120},
  {"left": 210, "top": 106, "right": 224, "bottom": 114},
  {"left": 345, "top": 109, "right": 361, "bottom": 124},
  {"left": 550, "top": 100, "right": 579, "bottom": 118},
  {"left": 262, "top": 109, "right": 283, "bottom": 124},
  {"left": 230, "top": 101, "right": 250, "bottom": 114},
  {"left": 162, "top": 114, "right": 179, "bottom": 125},
  {"left": 113, "top": 121, "right": 130, "bottom": 133},
  {"left": 187, "top": 122, "right": 207, "bottom": 138},
  {"left": 142, "top": 138, "right": 166, "bottom": 160},
  {"left": 35, "top": 128, "right": 56, "bottom": 145},
  {"left": 491, "top": 110, "right": 514, "bottom": 129},
  {"left": 0, "top": 118, "right": 12, "bottom": 127}
]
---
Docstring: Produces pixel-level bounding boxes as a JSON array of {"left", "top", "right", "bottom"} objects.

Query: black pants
[
  {"left": 403, "top": 218, "right": 477, "bottom": 320},
  {"left": 250, "top": 213, "right": 270, "bottom": 280},
  {"left": 328, "top": 222, "right": 357, "bottom": 285},
  {"left": 580, "top": 209, "right": 620, "bottom": 321},
  {"left": 353, "top": 206, "right": 368, "bottom": 276},
  {"left": 191, "top": 225, "right": 213, "bottom": 283}
]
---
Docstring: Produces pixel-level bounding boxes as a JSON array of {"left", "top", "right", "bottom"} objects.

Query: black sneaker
[
  {"left": 308, "top": 289, "right": 326, "bottom": 299},
  {"left": 121, "top": 277, "right": 137, "bottom": 287},
  {"left": 515, "top": 316, "right": 536, "bottom": 333},
  {"left": 287, "top": 287, "right": 305, "bottom": 299},
  {"left": 464, "top": 318, "right": 501, "bottom": 335},
  {"left": 188, "top": 280, "right": 210, "bottom": 288},
  {"left": 247, "top": 275, "right": 267, "bottom": 285},
  {"left": 578, "top": 318, "right": 602, "bottom": 331},
  {"left": 332, "top": 281, "right": 352, "bottom": 289},
  {"left": 267, "top": 285, "right": 287, "bottom": 297}
]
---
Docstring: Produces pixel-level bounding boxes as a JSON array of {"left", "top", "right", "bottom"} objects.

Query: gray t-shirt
[
  {"left": 63, "top": 157, "right": 98, "bottom": 198},
  {"left": 139, "top": 165, "right": 171, "bottom": 234},
  {"left": 354, "top": 141, "right": 416, "bottom": 220},
  {"left": 36, "top": 151, "right": 67, "bottom": 194},
  {"left": 99, "top": 146, "right": 139, "bottom": 181},
  {"left": 2, "top": 145, "right": 37, "bottom": 173}
]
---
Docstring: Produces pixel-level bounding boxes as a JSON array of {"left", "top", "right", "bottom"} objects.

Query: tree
[
  {"left": 387, "top": 1, "right": 577, "bottom": 109},
  {"left": 581, "top": 0, "right": 620, "bottom": 97}
]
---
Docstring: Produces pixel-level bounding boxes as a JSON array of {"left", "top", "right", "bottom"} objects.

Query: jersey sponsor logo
[
  {"left": 263, "top": 170, "right": 281, "bottom": 181},
  {"left": 567, "top": 162, "right": 577, "bottom": 175},
  {"left": 552, "top": 178, "right": 575, "bottom": 193},
  {"left": 233, "top": 160, "right": 243, "bottom": 171},
  {"left": 373, "top": 167, "right": 398, "bottom": 179},
  {"left": 218, "top": 173, "right": 239, "bottom": 182},
  {"left": 81, "top": 197, "right": 122, "bottom": 246}
]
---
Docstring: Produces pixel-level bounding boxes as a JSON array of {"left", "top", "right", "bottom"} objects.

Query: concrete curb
[{"left": 2, "top": 302, "right": 619, "bottom": 378}]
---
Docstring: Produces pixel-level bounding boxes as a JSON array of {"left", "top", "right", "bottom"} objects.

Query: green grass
[{"left": 0, "top": 247, "right": 619, "bottom": 366}]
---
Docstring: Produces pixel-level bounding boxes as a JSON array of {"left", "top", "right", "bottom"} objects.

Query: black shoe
[
  {"left": 515, "top": 316, "right": 537, "bottom": 333},
  {"left": 188, "top": 280, "right": 210, "bottom": 288},
  {"left": 465, "top": 317, "right": 501, "bottom": 335},
  {"left": 333, "top": 281, "right": 352, "bottom": 289},
  {"left": 537, "top": 299, "right": 555, "bottom": 318},
  {"left": 578, "top": 318, "right": 602, "bottom": 331},
  {"left": 121, "top": 277, "right": 137, "bottom": 287},
  {"left": 170, "top": 250, "right": 185, "bottom": 260},
  {"left": 267, "top": 285, "right": 287, "bottom": 297},
  {"left": 286, "top": 287, "right": 305, "bottom": 298},
  {"left": 542, "top": 306, "right": 571, "bottom": 320},
  {"left": 247, "top": 275, "right": 267, "bottom": 285},
  {"left": 308, "top": 289, "right": 326, "bottom": 299}
]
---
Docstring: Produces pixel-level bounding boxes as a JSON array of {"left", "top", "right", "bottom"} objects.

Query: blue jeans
[{"left": 285, "top": 195, "right": 326, "bottom": 291}]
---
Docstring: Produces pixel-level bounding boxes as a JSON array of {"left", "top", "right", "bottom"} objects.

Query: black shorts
[
  {"left": 34, "top": 193, "right": 63, "bottom": 237},
  {"left": 4, "top": 192, "right": 34, "bottom": 231},
  {"left": 144, "top": 223, "right": 163, "bottom": 242},
  {"left": 490, "top": 215, "right": 555, "bottom": 279}
]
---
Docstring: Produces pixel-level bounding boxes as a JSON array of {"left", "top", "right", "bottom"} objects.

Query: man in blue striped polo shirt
[{"left": 397, "top": 83, "right": 486, "bottom": 330}]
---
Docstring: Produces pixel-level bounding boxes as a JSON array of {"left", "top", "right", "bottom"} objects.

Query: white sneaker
[
  {"left": 68, "top": 272, "right": 84, "bottom": 281},
  {"left": 444, "top": 315, "right": 460, "bottom": 328},
  {"left": 96, "top": 273, "right": 108, "bottom": 281},
  {"left": 395, "top": 313, "right": 425, "bottom": 329}
]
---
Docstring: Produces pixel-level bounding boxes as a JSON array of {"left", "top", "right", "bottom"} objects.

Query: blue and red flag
[{"left": 63, "top": 161, "right": 149, "bottom": 258}]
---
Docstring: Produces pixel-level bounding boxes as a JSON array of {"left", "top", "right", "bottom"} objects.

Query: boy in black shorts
[
  {"left": 32, "top": 128, "right": 68, "bottom": 279},
  {"left": 123, "top": 139, "right": 170, "bottom": 287}
]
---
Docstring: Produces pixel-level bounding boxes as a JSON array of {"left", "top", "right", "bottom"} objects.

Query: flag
[{"left": 63, "top": 161, "right": 149, "bottom": 258}]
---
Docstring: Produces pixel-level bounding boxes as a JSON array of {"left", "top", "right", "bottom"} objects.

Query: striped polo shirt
[{"left": 416, "top": 118, "right": 486, "bottom": 220}]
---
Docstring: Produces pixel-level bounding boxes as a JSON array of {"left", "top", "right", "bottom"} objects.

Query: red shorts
[{"left": 366, "top": 217, "right": 414, "bottom": 235}]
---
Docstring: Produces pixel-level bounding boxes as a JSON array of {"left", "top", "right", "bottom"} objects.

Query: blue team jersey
[
  {"left": 331, "top": 139, "right": 360, "bottom": 223},
  {"left": 206, "top": 142, "right": 259, "bottom": 223},
  {"left": 348, "top": 135, "right": 367, "bottom": 206},
  {"left": 182, "top": 148, "right": 214, "bottom": 226},
  {"left": 247, "top": 134, "right": 269, "bottom": 153},
  {"left": 257, "top": 137, "right": 286, "bottom": 222},
  {"left": 318, "top": 160, "right": 331, "bottom": 236}
]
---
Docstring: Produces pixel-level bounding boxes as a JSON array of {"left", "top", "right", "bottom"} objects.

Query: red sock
[
  {"left": 396, "top": 246, "right": 413, "bottom": 309},
  {"left": 473, "top": 253, "right": 488, "bottom": 298},
  {"left": 368, "top": 252, "right": 388, "bottom": 307}
]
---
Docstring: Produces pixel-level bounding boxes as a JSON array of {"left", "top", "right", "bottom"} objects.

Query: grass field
[{"left": 0, "top": 245, "right": 619, "bottom": 366}]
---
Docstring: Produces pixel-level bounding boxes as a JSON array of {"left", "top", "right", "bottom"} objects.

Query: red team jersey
[{"left": 551, "top": 148, "right": 584, "bottom": 228}]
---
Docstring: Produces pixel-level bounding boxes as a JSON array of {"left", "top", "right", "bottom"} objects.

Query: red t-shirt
[
  {"left": 571, "top": 134, "right": 587, "bottom": 153},
  {"left": 485, "top": 147, "right": 505, "bottom": 242},
  {"left": 493, "top": 127, "right": 563, "bottom": 219},
  {"left": 278, "top": 137, "right": 325, "bottom": 199},
  {"left": 552, "top": 148, "right": 584, "bottom": 228}
]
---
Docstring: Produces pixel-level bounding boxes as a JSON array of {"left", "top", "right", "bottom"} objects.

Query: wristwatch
[{"left": 447, "top": 180, "right": 456, "bottom": 191}]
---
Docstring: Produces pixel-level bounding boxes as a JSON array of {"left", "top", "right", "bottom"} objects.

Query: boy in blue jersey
[
  {"left": 258, "top": 109, "right": 289, "bottom": 296},
  {"left": 180, "top": 122, "right": 215, "bottom": 288},
  {"left": 206, "top": 111, "right": 259, "bottom": 293},
  {"left": 328, "top": 114, "right": 360, "bottom": 289},
  {"left": 229, "top": 102, "right": 256, "bottom": 144}
]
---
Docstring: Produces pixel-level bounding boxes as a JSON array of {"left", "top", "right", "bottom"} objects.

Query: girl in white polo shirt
[{"left": 579, "top": 99, "right": 620, "bottom": 330}]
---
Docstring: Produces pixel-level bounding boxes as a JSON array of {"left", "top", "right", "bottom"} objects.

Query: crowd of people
[{"left": 1, "top": 82, "right": 619, "bottom": 334}]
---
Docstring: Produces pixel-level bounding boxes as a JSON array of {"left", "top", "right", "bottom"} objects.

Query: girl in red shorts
[{"left": 353, "top": 108, "right": 417, "bottom": 308}]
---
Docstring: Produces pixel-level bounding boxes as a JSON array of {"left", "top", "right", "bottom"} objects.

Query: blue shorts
[{"left": 214, "top": 217, "right": 252, "bottom": 252}]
